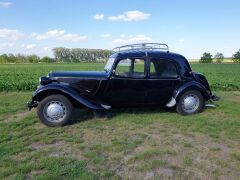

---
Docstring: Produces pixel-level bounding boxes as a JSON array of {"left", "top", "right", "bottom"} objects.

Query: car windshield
[{"left": 104, "top": 57, "right": 115, "bottom": 72}]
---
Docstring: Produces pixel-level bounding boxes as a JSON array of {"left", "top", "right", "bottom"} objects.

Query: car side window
[
  {"left": 115, "top": 58, "right": 145, "bottom": 78},
  {"left": 150, "top": 59, "right": 178, "bottom": 78}
]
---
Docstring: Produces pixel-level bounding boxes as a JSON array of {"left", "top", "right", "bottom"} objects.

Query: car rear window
[{"left": 150, "top": 59, "right": 178, "bottom": 78}]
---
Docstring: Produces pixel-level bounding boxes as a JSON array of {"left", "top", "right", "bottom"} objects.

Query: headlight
[{"left": 39, "top": 76, "right": 52, "bottom": 85}]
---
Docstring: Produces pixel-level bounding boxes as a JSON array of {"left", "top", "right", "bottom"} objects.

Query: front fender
[
  {"left": 31, "top": 84, "right": 103, "bottom": 110},
  {"left": 174, "top": 81, "right": 211, "bottom": 101}
]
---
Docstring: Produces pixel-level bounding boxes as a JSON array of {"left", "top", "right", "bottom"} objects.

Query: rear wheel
[
  {"left": 176, "top": 90, "right": 205, "bottom": 115},
  {"left": 37, "top": 94, "right": 73, "bottom": 126}
]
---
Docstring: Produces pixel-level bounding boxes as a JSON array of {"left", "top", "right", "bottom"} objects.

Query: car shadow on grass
[
  {"left": 68, "top": 106, "right": 176, "bottom": 125},
  {"left": 68, "top": 108, "right": 94, "bottom": 125}
]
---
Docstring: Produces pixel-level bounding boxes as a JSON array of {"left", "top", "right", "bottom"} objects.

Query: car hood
[{"left": 49, "top": 71, "right": 108, "bottom": 79}]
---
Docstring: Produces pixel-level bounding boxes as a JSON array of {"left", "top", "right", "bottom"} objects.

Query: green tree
[
  {"left": 0, "top": 54, "right": 8, "bottom": 64},
  {"left": 199, "top": 52, "right": 213, "bottom": 63},
  {"left": 8, "top": 54, "right": 16, "bottom": 63},
  {"left": 52, "top": 47, "right": 111, "bottom": 63},
  {"left": 53, "top": 47, "right": 71, "bottom": 62},
  {"left": 27, "top": 55, "right": 40, "bottom": 63},
  {"left": 233, "top": 49, "right": 240, "bottom": 63},
  {"left": 15, "top": 54, "right": 25, "bottom": 63},
  {"left": 214, "top": 53, "right": 224, "bottom": 63},
  {"left": 41, "top": 56, "right": 55, "bottom": 63}
]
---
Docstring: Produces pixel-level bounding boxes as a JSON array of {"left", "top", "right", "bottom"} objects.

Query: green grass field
[
  {"left": 0, "top": 91, "right": 239, "bottom": 179},
  {"left": 0, "top": 63, "right": 240, "bottom": 179},
  {"left": 0, "top": 63, "right": 239, "bottom": 91}
]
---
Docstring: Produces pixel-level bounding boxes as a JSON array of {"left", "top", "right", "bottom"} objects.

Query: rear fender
[
  {"left": 32, "top": 84, "right": 103, "bottom": 110},
  {"left": 174, "top": 81, "right": 211, "bottom": 101}
]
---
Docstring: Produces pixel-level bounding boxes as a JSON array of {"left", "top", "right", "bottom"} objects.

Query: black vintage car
[{"left": 28, "top": 43, "right": 219, "bottom": 126}]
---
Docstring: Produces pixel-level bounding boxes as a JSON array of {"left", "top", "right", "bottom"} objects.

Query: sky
[{"left": 0, "top": 0, "right": 240, "bottom": 59}]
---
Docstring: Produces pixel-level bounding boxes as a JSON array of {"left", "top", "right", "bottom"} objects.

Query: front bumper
[{"left": 27, "top": 100, "right": 38, "bottom": 110}]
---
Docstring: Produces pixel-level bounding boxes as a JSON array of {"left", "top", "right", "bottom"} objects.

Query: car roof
[
  {"left": 111, "top": 50, "right": 186, "bottom": 63},
  {"left": 110, "top": 49, "right": 192, "bottom": 73}
]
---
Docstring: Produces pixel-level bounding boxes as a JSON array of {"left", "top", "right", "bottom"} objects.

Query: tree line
[
  {"left": 0, "top": 54, "right": 55, "bottom": 64},
  {"left": 200, "top": 49, "right": 240, "bottom": 63},
  {"left": 53, "top": 47, "right": 112, "bottom": 63},
  {"left": 0, "top": 47, "right": 239, "bottom": 64},
  {"left": 0, "top": 48, "right": 112, "bottom": 64}
]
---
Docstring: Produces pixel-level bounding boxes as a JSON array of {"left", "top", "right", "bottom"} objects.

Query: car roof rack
[{"left": 112, "top": 43, "right": 169, "bottom": 55}]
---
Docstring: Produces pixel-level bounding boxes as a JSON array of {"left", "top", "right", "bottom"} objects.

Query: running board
[
  {"left": 101, "top": 104, "right": 111, "bottom": 110},
  {"left": 205, "top": 104, "right": 218, "bottom": 108},
  {"left": 166, "top": 97, "right": 176, "bottom": 107}
]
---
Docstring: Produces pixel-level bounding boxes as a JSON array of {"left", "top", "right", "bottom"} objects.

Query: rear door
[{"left": 147, "top": 58, "right": 181, "bottom": 105}]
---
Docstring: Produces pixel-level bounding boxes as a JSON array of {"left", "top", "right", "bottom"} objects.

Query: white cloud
[
  {"left": 93, "top": 14, "right": 104, "bottom": 20},
  {"left": 113, "top": 35, "right": 152, "bottom": 44},
  {"left": 120, "top": 34, "right": 127, "bottom": 38},
  {"left": 100, "top": 33, "right": 111, "bottom": 38},
  {"left": 0, "top": 29, "right": 24, "bottom": 41},
  {"left": 0, "top": 42, "right": 54, "bottom": 57},
  {"left": 0, "top": 43, "right": 14, "bottom": 48},
  {"left": 31, "top": 32, "right": 38, "bottom": 37},
  {"left": 0, "top": 43, "right": 14, "bottom": 53},
  {"left": 0, "top": 1, "right": 13, "bottom": 8},
  {"left": 176, "top": 39, "right": 185, "bottom": 43},
  {"left": 25, "top": 44, "right": 37, "bottom": 50},
  {"left": 35, "top": 30, "right": 65, "bottom": 40},
  {"left": 34, "top": 30, "right": 87, "bottom": 42},
  {"left": 59, "top": 34, "right": 87, "bottom": 42},
  {"left": 43, "top": 46, "right": 51, "bottom": 51},
  {"left": 108, "top": 10, "right": 150, "bottom": 22}
]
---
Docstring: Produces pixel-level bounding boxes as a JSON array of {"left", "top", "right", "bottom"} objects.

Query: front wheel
[
  {"left": 176, "top": 90, "right": 205, "bottom": 115},
  {"left": 37, "top": 94, "right": 73, "bottom": 126}
]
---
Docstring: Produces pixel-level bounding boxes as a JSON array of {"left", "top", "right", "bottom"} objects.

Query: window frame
[
  {"left": 113, "top": 57, "right": 147, "bottom": 79},
  {"left": 148, "top": 58, "right": 180, "bottom": 79}
]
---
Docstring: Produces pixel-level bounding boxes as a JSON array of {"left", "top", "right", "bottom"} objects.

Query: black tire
[
  {"left": 176, "top": 90, "right": 205, "bottom": 116},
  {"left": 37, "top": 94, "right": 73, "bottom": 127}
]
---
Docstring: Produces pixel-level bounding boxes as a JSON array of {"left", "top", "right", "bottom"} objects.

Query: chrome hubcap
[
  {"left": 43, "top": 101, "right": 67, "bottom": 122},
  {"left": 182, "top": 94, "right": 199, "bottom": 113}
]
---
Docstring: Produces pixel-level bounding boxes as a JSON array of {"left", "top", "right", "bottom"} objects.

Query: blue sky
[{"left": 0, "top": 0, "right": 239, "bottom": 58}]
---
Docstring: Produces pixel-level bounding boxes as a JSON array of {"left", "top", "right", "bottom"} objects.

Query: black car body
[{"left": 28, "top": 43, "right": 219, "bottom": 126}]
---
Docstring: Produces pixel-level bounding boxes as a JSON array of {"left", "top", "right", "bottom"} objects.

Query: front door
[{"left": 104, "top": 58, "right": 148, "bottom": 106}]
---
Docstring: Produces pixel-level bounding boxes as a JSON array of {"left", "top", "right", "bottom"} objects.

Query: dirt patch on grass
[
  {"left": 26, "top": 169, "right": 47, "bottom": 180},
  {"left": 29, "top": 140, "right": 86, "bottom": 161},
  {"left": 1, "top": 110, "right": 31, "bottom": 122},
  {"left": 30, "top": 140, "right": 65, "bottom": 151},
  {"left": 155, "top": 167, "right": 174, "bottom": 178}
]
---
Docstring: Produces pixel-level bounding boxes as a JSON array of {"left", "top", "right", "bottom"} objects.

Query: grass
[
  {"left": 0, "top": 92, "right": 30, "bottom": 117},
  {"left": 0, "top": 91, "right": 240, "bottom": 179},
  {"left": 183, "top": 156, "right": 193, "bottom": 166},
  {"left": 231, "top": 151, "right": 240, "bottom": 161},
  {"left": 136, "top": 159, "right": 167, "bottom": 171}
]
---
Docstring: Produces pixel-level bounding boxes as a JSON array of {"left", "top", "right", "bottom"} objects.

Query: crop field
[
  {"left": 0, "top": 63, "right": 240, "bottom": 179},
  {"left": 0, "top": 63, "right": 239, "bottom": 91}
]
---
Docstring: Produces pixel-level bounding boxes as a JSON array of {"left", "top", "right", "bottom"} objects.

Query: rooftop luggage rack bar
[{"left": 112, "top": 43, "right": 169, "bottom": 54}]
